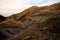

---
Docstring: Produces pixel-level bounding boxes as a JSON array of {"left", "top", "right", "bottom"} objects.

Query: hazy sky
[{"left": 0, "top": 0, "right": 60, "bottom": 17}]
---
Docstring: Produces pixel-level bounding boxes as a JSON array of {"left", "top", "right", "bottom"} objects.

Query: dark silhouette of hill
[
  {"left": 0, "top": 2, "right": 60, "bottom": 40},
  {"left": 0, "top": 15, "right": 5, "bottom": 22}
]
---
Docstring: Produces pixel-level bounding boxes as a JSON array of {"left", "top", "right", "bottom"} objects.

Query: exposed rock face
[{"left": 0, "top": 2, "right": 60, "bottom": 40}]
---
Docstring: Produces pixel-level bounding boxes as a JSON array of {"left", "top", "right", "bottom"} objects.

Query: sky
[{"left": 0, "top": 0, "right": 60, "bottom": 17}]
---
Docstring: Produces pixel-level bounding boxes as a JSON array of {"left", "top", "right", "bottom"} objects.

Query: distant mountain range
[{"left": 0, "top": 2, "right": 60, "bottom": 40}]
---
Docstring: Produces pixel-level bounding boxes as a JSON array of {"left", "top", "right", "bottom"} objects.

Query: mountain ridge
[{"left": 0, "top": 2, "right": 60, "bottom": 40}]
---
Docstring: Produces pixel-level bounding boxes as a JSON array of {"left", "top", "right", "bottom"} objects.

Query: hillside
[
  {"left": 0, "top": 2, "right": 60, "bottom": 40},
  {"left": 0, "top": 15, "right": 5, "bottom": 22}
]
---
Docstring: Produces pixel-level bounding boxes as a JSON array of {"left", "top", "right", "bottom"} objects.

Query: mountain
[
  {"left": 0, "top": 15, "right": 5, "bottom": 22},
  {"left": 0, "top": 2, "right": 60, "bottom": 40}
]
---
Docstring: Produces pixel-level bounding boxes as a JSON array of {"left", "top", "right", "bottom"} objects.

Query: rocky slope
[{"left": 0, "top": 2, "right": 60, "bottom": 40}]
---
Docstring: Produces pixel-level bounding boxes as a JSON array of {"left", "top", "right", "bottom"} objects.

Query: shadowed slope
[{"left": 0, "top": 15, "right": 5, "bottom": 22}]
